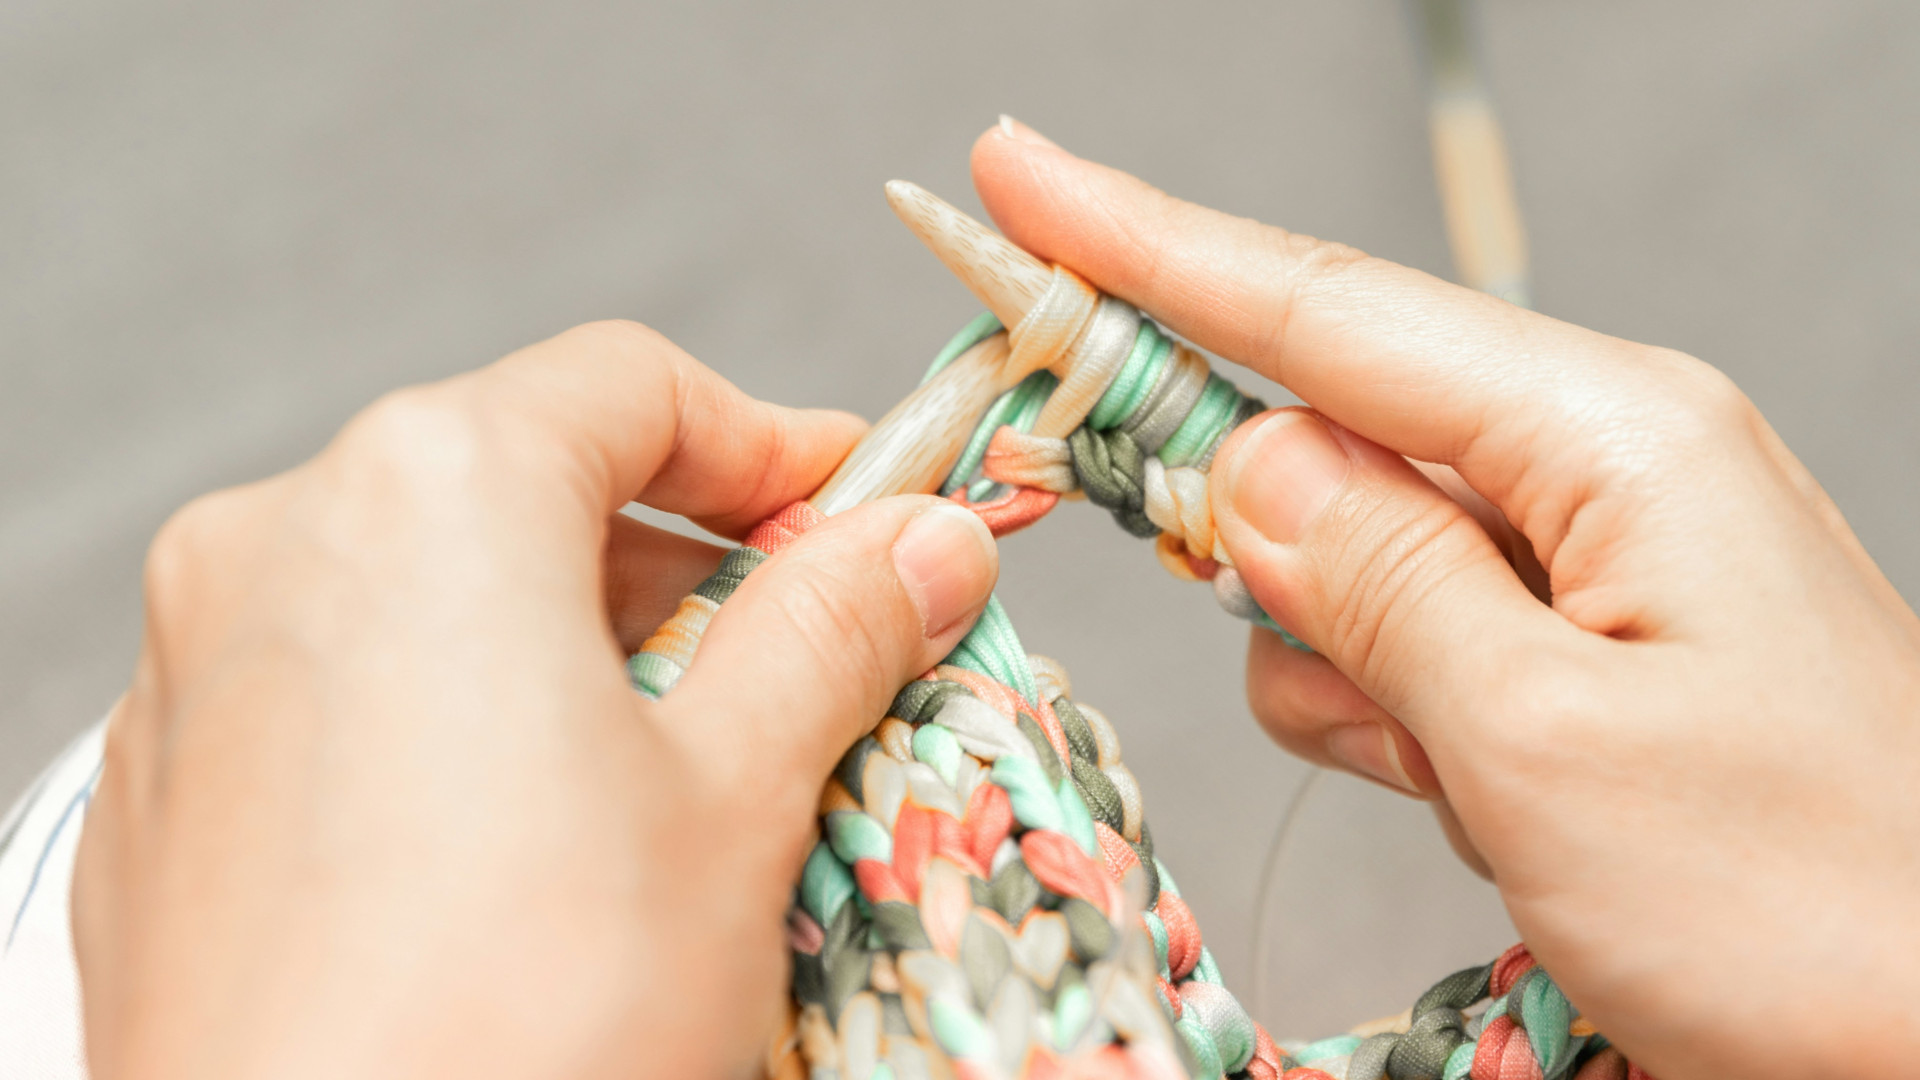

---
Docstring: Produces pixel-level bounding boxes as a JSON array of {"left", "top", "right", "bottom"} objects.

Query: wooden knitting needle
[
  {"left": 1415, "top": 0, "right": 1530, "bottom": 307},
  {"left": 808, "top": 182, "right": 1062, "bottom": 516},
  {"left": 885, "top": 180, "right": 1149, "bottom": 445},
  {"left": 882, "top": 180, "right": 1050, "bottom": 328}
]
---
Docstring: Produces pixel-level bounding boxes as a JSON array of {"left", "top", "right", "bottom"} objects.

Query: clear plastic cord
[{"left": 1250, "top": 766, "right": 1326, "bottom": 1027}]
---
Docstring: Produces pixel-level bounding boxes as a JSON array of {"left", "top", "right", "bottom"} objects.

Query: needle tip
[{"left": 883, "top": 179, "right": 1051, "bottom": 327}]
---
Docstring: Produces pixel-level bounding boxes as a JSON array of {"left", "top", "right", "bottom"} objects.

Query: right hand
[{"left": 974, "top": 118, "right": 1920, "bottom": 1080}]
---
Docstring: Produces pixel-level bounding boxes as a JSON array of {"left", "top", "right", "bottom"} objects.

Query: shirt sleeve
[{"left": 0, "top": 722, "right": 105, "bottom": 1079}]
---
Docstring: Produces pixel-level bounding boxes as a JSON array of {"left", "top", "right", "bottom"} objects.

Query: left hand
[{"left": 72, "top": 320, "right": 999, "bottom": 1080}]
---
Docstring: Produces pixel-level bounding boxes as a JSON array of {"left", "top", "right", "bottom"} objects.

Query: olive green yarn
[
  {"left": 693, "top": 545, "right": 766, "bottom": 603},
  {"left": 944, "top": 594, "right": 1039, "bottom": 704}
]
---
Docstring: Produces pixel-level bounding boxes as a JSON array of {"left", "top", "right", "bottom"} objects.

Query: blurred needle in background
[{"left": 1412, "top": 0, "right": 1532, "bottom": 309}]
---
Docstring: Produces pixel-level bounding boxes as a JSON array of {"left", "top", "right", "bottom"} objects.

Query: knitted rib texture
[
  {"left": 625, "top": 304, "right": 1659, "bottom": 1080},
  {"left": 919, "top": 308, "right": 1304, "bottom": 650},
  {"left": 1290, "top": 945, "right": 1656, "bottom": 1080}
]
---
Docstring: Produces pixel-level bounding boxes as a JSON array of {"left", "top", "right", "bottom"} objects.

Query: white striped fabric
[{"left": 0, "top": 723, "right": 103, "bottom": 1079}]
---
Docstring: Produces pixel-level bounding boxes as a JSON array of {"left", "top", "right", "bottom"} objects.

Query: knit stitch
[{"left": 629, "top": 306, "right": 1656, "bottom": 1080}]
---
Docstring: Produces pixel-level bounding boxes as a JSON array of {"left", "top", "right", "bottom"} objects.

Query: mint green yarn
[
  {"left": 826, "top": 810, "right": 892, "bottom": 864},
  {"left": 1444, "top": 1043, "right": 1476, "bottom": 1080},
  {"left": 929, "top": 998, "right": 990, "bottom": 1057},
  {"left": 1158, "top": 373, "right": 1242, "bottom": 468},
  {"left": 1053, "top": 982, "right": 1093, "bottom": 1050},
  {"left": 1296, "top": 1034, "right": 1364, "bottom": 1064},
  {"left": 1191, "top": 947, "right": 1223, "bottom": 986},
  {"left": 1144, "top": 909, "right": 1171, "bottom": 977},
  {"left": 1253, "top": 608, "right": 1311, "bottom": 651},
  {"left": 940, "top": 377, "right": 1027, "bottom": 496},
  {"left": 626, "top": 651, "right": 683, "bottom": 699},
  {"left": 922, "top": 311, "right": 1004, "bottom": 385},
  {"left": 1513, "top": 969, "right": 1573, "bottom": 1076},
  {"left": 941, "top": 370, "right": 1057, "bottom": 497},
  {"left": 1089, "top": 322, "right": 1169, "bottom": 430},
  {"left": 1177, "top": 1016, "right": 1225, "bottom": 1080},
  {"left": 991, "top": 756, "right": 1064, "bottom": 833},
  {"left": 911, "top": 722, "right": 962, "bottom": 787},
  {"left": 800, "top": 841, "right": 854, "bottom": 926},
  {"left": 945, "top": 594, "right": 1039, "bottom": 703}
]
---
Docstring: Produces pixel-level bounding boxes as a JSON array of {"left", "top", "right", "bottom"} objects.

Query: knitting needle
[
  {"left": 643, "top": 188, "right": 1088, "bottom": 693},
  {"left": 808, "top": 331, "right": 1019, "bottom": 515},
  {"left": 882, "top": 179, "right": 1050, "bottom": 328},
  {"left": 1412, "top": 0, "right": 1530, "bottom": 307},
  {"left": 883, "top": 180, "right": 1155, "bottom": 447},
  {"left": 807, "top": 183, "right": 1061, "bottom": 516}
]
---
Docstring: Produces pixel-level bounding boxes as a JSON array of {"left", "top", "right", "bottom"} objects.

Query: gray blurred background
[{"left": 3, "top": 0, "right": 1915, "bottom": 1039}]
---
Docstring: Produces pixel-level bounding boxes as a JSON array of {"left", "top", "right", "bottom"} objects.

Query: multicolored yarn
[
  {"left": 1283, "top": 945, "right": 1656, "bottom": 1080},
  {"left": 918, "top": 306, "right": 1298, "bottom": 648},
  {"left": 627, "top": 305, "right": 1657, "bottom": 1079},
  {"left": 635, "top": 494, "right": 1279, "bottom": 1078},
  {"left": 632, "top": 283, "right": 1304, "bottom": 701},
  {"left": 777, "top": 582, "right": 1285, "bottom": 1080}
]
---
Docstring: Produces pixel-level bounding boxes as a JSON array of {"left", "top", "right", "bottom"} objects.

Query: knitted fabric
[
  {"left": 1284, "top": 945, "right": 1658, "bottom": 1080},
  {"left": 626, "top": 304, "right": 1658, "bottom": 1080},
  {"left": 915, "top": 310, "right": 1302, "bottom": 650}
]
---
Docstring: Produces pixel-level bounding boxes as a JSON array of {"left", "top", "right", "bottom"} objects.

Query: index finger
[
  {"left": 969, "top": 125, "right": 1722, "bottom": 540},
  {"left": 467, "top": 319, "right": 865, "bottom": 539}
]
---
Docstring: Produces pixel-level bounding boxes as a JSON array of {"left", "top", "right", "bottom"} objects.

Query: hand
[
  {"left": 973, "top": 121, "right": 1920, "bottom": 1080},
  {"left": 71, "top": 321, "right": 999, "bottom": 1080}
]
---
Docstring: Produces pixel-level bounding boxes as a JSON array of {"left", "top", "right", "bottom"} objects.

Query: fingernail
[
  {"left": 893, "top": 502, "right": 997, "bottom": 639},
  {"left": 1325, "top": 723, "right": 1421, "bottom": 796},
  {"left": 1227, "top": 410, "right": 1352, "bottom": 544},
  {"left": 998, "top": 114, "right": 1059, "bottom": 149}
]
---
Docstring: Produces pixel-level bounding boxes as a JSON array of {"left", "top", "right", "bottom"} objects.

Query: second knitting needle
[{"left": 809, "top": 183, "right": 1076, "bottom": 515}]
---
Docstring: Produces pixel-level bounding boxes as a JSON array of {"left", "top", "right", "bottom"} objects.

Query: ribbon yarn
[{"left": 627, "top": 307, "right": 1657, "bottom": 1080}]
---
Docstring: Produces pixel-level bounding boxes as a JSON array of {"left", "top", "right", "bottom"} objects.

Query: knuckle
[
  {"left": 1476, "top": 644, "right": 1603, "bottom": 761},
  {"left": 334, "top": 386, "right": 495, "bottom": 494},
  {"left": 1289, "top": 233, "right": 1374, "bottom": 281},
  {"left": 1638, "top": 349, "right": 1758, "bottom": 447},
  {"left": 558, "top": 318, "right": 672, "bottom": 359},
  {"left": 1682, "top": 363, "right": 1757, "bottom": 434},
  {"left": 144, "top": 489, "right": 249, "bottom": 615},
  {"left": 1251, "top": 231, "right": 1376, "bottom": 363}
]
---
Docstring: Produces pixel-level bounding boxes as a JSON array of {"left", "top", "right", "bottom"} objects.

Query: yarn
[
  {"left": 630, "top": 304, "right": 1657, "bottom": 1079},
  {"left": 631, "top": 288, "right": 1302, "bottom": 702},
  {"left": 1280, "top": 945, "right": 1659, "bottom": 1080},
  {"left": 723, "top": 500, "right": 1279, "bottom": 1080},
  {"left": 912, "top": 302, "right": 1309, "bottom": 653}
]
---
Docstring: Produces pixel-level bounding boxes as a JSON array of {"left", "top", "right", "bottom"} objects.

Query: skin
[
  {"left": 974, "top": 118, "right": 1920, "bottom": 1079},
  {"left": 68, "top": 121, "right": 1920, "bottom": 1080},
  {"left": 71, "top": 320, "right": 1001, "bottom": 1079}
]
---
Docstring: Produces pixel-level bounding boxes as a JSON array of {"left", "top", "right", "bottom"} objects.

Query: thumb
[
  {"left": 1213, "top": 408, "right": 1559, "bottom": 732},
  {"left": 660, "top": 497, "right": 998, "bottom": 794}
]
